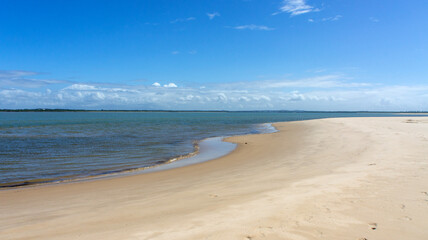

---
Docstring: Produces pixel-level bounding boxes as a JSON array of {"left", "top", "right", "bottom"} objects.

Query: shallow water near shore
[{"left": 0, "top": 111, "right": 411, "bottom": 187}]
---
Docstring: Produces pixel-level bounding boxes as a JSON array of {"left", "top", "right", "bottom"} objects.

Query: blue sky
[{"left": 1, "top": 0, "right": 427, "bottom": 110}]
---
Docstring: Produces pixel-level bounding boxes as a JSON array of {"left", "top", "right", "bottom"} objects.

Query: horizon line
[{"left": 1, "top": 109, "right": 427, "bottom": 113}]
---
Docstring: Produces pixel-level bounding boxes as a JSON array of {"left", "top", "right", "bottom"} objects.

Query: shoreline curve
[{"left": 0, "top": 123, "right": 275, "bottom": 189}]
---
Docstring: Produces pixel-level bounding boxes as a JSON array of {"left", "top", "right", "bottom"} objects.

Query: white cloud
[
  {"left": 233, "top": 24, "right": 275, "bottom": 31},
  {"left": 0, "top": 70, "right": 38, "bottom": 78},
  {"left": 322, "top": 15, "right": 342, "bottom": 21},
  {"left": 152, "top": 82, "right": 177, "bottom": 88},
  {"left": 2, "top": 83, "right": 428, "bottom": 111},
  {"left": 207, "top": 12, "right": 220, "bottom": 20},
  {"left": 283, "top": 91, "right": 306, "bottom": 101},
  {"left": 219, "top": 75, "right": 371, "bottom": 89},
  {"left": 65, "top": 84, "right": 98, "bottom": 91},
  {"left": 275, "top": 0, "right": 319, "bottom": 16},
  {"left": 171, "top": 51, "right": 180, "bottom": 55},
  {"left": 217, "top": 93, "right": 228, "bottom": 103},
  {"left": 331, "top": 15, "right": 342, "bottom": 21},
  {"left": 239, "top": 96, "right": 251, "bottom": 102},
  {"left": 170, "top": 17, "right": 196, "bottom": 24},
  {"left": 163, "top": 83, "right": 177, "bottom": 88},
  {"left": 2, "top": 70, "right": 428, "bottom": 111},
  {"left": 308, "top": 15, "right": 342, "bottom": 23},
  {"left": 254, "top": 95, "right": 271, "bottom": 101},
  {"left": 0, "top": 70, "right": 69, "bottom": 88},
  {"left": 94, "top": 92, "right": 105, "bottom": 100}
]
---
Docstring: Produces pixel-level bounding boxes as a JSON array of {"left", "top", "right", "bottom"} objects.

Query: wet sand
[{"left": 1, "top": 117, "right": 428, "bottom": 240}]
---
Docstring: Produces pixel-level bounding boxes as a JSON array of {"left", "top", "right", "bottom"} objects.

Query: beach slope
[{"left": 1, "top": 117, "right": 428, "bottom": 240}]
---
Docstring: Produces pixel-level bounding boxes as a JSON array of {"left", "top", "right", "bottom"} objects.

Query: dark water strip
[{"left": 0, "top": 134, "right": 241, "bottom": 189}]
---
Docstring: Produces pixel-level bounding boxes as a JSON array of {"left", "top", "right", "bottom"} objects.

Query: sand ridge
[{"left": 1, "top": 117, "right": 428, "bottom": 239}]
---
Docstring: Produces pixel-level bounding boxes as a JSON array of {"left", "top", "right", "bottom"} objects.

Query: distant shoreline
[{"left": 1, "top": 109, "right": 427, "bottom": 113}]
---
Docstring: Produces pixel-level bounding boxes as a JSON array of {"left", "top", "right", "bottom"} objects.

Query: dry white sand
[{"left": 1, "top": 117, "right": 428, "bottom": 240}]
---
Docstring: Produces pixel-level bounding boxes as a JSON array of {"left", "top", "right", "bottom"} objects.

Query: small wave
[{"left": 254, "top": 123, "right": 278, "bottom": 134}]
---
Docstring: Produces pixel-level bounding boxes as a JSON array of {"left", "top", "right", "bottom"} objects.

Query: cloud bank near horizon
[{"left": 1, "top": 70, "right": 427, "bottom": 111}]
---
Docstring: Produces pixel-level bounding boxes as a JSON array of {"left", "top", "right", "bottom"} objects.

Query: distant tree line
[{"left": 0, "top": 109, "right": 427, "bottom": 113}]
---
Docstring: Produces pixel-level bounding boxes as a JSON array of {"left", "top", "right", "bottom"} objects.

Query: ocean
[{"left": 0, "top": 111, "right": 404, "bottom": 187}]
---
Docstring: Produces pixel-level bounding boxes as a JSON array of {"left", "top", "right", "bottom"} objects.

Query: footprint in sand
[
  {"left": 209, "top": 194, "right": 218, "bottom": 198},
  {"left": 400, "top": 204, "right": 406, "bottom": 209},
  {"left": 368, "top": 223, "right": 377, "bottom": 230},
  {"left": 421, "top": 192, "right": 428, "bottom": 202},
  {"left": 401, "top": 216, "right": 412, "bottom": 221}
]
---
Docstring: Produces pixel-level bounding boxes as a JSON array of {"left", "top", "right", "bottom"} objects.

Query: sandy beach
[{"left": 1, "top": 117, "right": 428, "bottom": 240}]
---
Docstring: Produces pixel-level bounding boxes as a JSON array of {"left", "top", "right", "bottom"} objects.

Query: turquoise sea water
[{"left": 0, "top": 111, "right": 406, "bottom": 187}]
